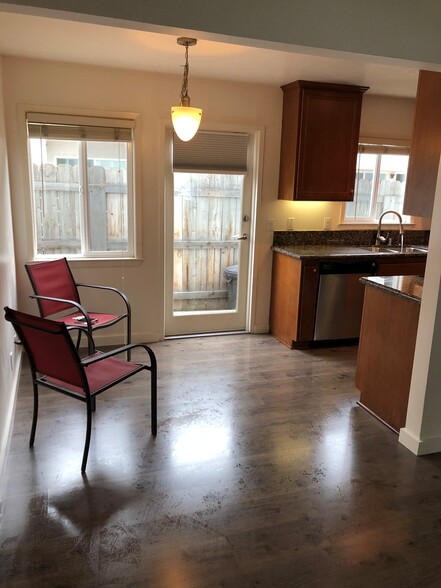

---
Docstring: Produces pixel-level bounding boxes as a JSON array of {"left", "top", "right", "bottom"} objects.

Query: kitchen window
[
  {"left": 27, "top": 112, "right": 136, "bottom": 258},
  {"left": 342, "top": 143, "right": 410, "bottom": 224}
]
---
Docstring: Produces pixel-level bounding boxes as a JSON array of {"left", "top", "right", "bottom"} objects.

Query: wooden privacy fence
[
  {"left": 32, "top": 163, "right": 128, "bottom": 254},
  {"left": 173, "top": 174, "right": 242, "bottom": 311}
]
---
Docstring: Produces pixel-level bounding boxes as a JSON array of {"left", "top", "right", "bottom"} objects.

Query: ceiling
[{"left": 0, "top": 10, "right": 435, "bottom": 98}]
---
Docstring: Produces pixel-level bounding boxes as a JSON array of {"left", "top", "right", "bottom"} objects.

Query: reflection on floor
[{"left": 1, "top": 334, "right": 441, "bottom": 587}]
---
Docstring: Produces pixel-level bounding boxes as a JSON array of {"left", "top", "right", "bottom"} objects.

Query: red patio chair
[
  {"left": 4, "top": 306, "right": 157, "bottom": 473},
  {"left": 25, "top": 257, "right": 131, "bottom": 359}
]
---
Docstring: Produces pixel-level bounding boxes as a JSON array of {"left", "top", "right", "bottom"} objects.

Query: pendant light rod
[{"left": 177, "top": 37, "right": 197, "bottom": 107}]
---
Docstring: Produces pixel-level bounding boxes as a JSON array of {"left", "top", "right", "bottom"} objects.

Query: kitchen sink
[
  {"left": 362, "top": 246, "right": 400, "bottom": 253},
  {"left": 361, "top": 245, "right": 428, "bottom": 255},
  {"left": 385, "top": 246, "right": 428, "bottom": 254}
]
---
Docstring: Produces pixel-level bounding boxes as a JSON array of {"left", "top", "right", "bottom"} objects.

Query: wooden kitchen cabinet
[
  {"left": 403, "top": 70, "right": 441, "bottom": 218},
  {"left": 376, "top": 257, "right": 426, "bottom": 277},
  {"left": 269, "top": 253, "right": 319, "bottom": 348},
  {"left": 278, "top": 81, "right": 368, "bottom": 201}
]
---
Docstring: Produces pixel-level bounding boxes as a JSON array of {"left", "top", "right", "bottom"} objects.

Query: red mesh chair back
[
  {"left": 25, "top": 258, "right": 80, "bottom": 317},
  {"left": 6, "top": 307, "right": 84, "bottom": 389}
]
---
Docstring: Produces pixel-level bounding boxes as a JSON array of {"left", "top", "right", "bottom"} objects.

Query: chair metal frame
[
  {"left": 25, "top": 257, "right": 132, "bottom": 359},
  {"left": 4, "top": 306, "right": 157, "bottom": 473}
]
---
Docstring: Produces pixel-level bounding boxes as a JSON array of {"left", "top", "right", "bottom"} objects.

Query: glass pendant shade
[{"left": 171, "top": 106, "right": 202, "bottom": 142}]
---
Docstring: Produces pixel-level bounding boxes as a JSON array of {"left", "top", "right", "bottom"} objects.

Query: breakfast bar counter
[{"left": 355, "top": 275, "right": 423, "bottom": 433}]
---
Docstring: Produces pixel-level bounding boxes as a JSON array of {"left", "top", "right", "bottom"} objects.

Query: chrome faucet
[{"left": 375, "top": 210, "right": 404, "bottom": 251}]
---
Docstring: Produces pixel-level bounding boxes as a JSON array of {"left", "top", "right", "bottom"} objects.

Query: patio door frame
[{"left": 163, "top": 122, "right": 264, "bottom": 337}]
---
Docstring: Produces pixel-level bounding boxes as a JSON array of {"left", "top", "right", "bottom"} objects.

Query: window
[
  {"left": 27, "top": 113, "right": 136, "bottom": 258},
  {"left": 343, "top": 143, "right": 410, "bottom": 224}
]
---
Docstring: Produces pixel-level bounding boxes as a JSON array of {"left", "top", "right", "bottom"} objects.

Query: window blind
[
  {"left": 173, "top": 131, "right": 249, "bottom": 173},
  {"left": 27, "top": 112, "right": 134, "bottom": 142}
]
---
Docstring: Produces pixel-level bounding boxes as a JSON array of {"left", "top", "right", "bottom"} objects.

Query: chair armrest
[
  {"left": 81, "top": 343, "right": 156, "bottom": 368},
  {"left": 76, "top": 283, "right": 131, "bottom": 314},
  {"left": 30, "top": 295, "right": 93, "bottom": 329}
]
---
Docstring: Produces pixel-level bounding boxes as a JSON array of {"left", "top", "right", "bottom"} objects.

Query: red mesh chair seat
[
  {"left": 4, "top": 307, "right": 157, "bottom": 473},
  {"left": 60, "top": 312, "right": 121, "bottom": 329},
  {"left": 45, "top": 352, "right": 143, "bottom": 396},
  {"left": 25, "top": 258, "right": 132, "bottom": 358}
]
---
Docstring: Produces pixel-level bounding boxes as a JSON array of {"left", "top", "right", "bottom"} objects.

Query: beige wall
[{"left": 0, "top": 58, "right": 20, "bottom": 495}]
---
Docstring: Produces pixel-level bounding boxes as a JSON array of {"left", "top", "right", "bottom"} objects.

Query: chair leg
[
  {"left": 75, "top": 329, "right": 82, "bottom": 351},
  {"left": 87, "top": 327, "right": 94, "bottom": 356},
  {"left": 150, "top": 354, "right": 157, "bottom": 436},
  {"left": 29, "top": 382, "right": 39, "bottom": 447},
  {"left": 91, "top": 396, "right": 96, "bottom": 412},
  {"left": 126, "top": 315, "right": 132, "bottom": 361},
  {"left": 82, "top": 398, "right": 93, "bottom": 473}
]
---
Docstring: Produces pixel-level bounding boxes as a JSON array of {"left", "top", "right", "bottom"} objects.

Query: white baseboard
[
  {"left": 399, "top": 427, "right": 441, "bottom": 455},
  {"left": 0, "top": 348, "right": 22, "bottom": 518},
  {"left": 251, "top": 323, "right": 270, "bottom": 334}
]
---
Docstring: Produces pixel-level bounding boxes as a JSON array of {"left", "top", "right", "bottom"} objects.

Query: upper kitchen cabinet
[
  {"left": 278, "top": 81, "right": 368, "bottom": 201},
  {"left": 403, "top": 70, "right": 441, "bottom": 218}
]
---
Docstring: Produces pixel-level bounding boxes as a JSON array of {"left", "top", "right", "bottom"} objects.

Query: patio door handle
[{"left": 235, "top": 233, "right": 248, "bottom": 240}]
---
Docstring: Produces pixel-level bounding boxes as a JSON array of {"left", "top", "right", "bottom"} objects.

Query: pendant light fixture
[{"left": 171, "top": 37, "right": 202, "bottom": 142}]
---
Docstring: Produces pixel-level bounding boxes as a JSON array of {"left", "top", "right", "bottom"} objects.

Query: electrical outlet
[
  {"left": 323, "top": 217, "right": 331, "bottom": 230},
  {"left": 267, "top": 218, "right": 275, "bottom": 231},
  {"left": 287, "top": 217, "right": 295, "bottom": 230}
]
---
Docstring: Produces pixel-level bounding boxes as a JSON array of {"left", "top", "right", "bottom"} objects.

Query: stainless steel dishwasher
[{"left": 313, "top": 259, "right": 377, "bottom": 341}]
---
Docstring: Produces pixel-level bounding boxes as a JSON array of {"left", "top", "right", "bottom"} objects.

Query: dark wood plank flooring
[{"left": 1, "top": 334, "right": 441, "bottom": 587}]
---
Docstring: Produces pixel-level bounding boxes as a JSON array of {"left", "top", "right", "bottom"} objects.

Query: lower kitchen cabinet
[
  {"left": 269, "top": 252, "right": 318, "bottom": 348},
  {"left": 356, "top": 282, "right": 421, "bottom": 432},
  {"left": 270, "top": 252, "right": 426, "bottom": 348}
]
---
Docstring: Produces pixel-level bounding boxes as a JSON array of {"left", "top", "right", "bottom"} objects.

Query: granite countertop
[
  {"left": 360, "top": 275, "right": 424, "bottom": 303},
  {"left": 272, "top": 244, "right": 428, "bottom": 260}
]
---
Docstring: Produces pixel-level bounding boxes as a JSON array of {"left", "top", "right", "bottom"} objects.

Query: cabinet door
[
  {"left": 297, "top": 263, "right": 319, "bottom": 340},
  {"left": 269, "top": 253, "right": 319, "bottom": 348},
  {"left": 296, "top": 87, "right": 363, "bottom": 201},
  {"left": 403, "top": 70, "right": 441, "bottom": 218},
  {"left": 270, "top": 253, "right": 301, "bottom": 348}
]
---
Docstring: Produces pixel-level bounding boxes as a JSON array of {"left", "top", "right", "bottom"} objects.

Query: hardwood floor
[{"left": 1, "top": 334, "right": 441, "bottom": 587}]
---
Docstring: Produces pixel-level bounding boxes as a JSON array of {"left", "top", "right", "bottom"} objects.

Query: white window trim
[
  {"left": 19, "top": 105, "right": 142, "bottom": 263},
  {"left": 339, "top": 136, "right": 416, "bottom": 227}
]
